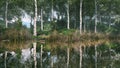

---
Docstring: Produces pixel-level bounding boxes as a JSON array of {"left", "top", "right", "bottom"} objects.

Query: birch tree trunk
[
  {"left": 67, "top": 0, "right": 70, "bottom": 29},
  {"left": 80, "top": 0, "right": 83, "bottom": 34},
  {"left": 108, "top": 0, "right": 112, "bottom": 29},
  {"left": 41, "top": 8, "right": 43, "bottom": 31},
  {"left": 5, "top": 0, "right": 8, "bottom": 28},
  {"left": 94, "top": 0, "right": 98, "bottom": 33},
  {"left": 33, "top": 0, "right": 37, "bottom": 36},
  {"left": 51, "top": 0, "right": 53, "bottom": 21}
]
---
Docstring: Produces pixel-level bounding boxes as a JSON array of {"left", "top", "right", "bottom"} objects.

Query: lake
[{"left": 0, "top": 40, "right": 120, "bottom": 68}]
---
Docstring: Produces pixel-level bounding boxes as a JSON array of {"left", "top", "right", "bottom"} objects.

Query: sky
[
  {"left": 20, "top": 9, "right": 58, "bottom": 28},
  {"left": 20, "top": 8, "right": 31, "bottom": 28},
  {"left": 21, "top": 14, "right": 31, "bottom": 28}
]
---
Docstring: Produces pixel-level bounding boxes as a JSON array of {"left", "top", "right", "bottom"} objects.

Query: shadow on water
[{"left": 0, "top": 39, "right": 120, "bottom": 68}]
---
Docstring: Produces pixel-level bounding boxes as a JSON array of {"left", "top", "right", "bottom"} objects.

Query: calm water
[{"left": 0, "top": 41, "right": 120, "bottom": 68}]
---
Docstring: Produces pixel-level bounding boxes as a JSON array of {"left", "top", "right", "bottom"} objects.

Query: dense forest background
[{"left": 0, "top": 0, "right": 120, "bottom": 41}]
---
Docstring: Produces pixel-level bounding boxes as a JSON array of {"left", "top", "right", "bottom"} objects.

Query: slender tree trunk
[
  {"left": 94, "top": 0, "right": 98, "bottom": 33},
  {"left": 84, "top": 20, "right": 86, "bottom": 33},
  {"left": 51, "top": 0, "right": 53, "bottom": 21},
  {"left": 109, "top": 0, "right": 112, "bottom": 29},
  {"left": 5, "top": 0, "right": 8, "bottom": 28},
  {"left": 67, "top": 0, "right": 70, "bottom": 29},
  {"left": 80, "top": 0, "right": 83, "bottom": 34},
  {"left": 41, "top": 8, "right": 43, "bottom": 31},
  {"left": 33, "top": 0, "right": 37, "bottom": 36}
]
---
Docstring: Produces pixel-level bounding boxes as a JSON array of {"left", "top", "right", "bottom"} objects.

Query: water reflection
[
  {"left": 40, "top": 44, "right": 43, "bottom": 68},
  {"left": 0, "top": 41, "right": 120, "bottom": 68},
  {"left": 79, "top": 46, "right": 82, "bottom": 68},
  {"left": 33, "top": 42, "right": 37, "bottom": 68},
  {"left": 95, "top": 45, "right": 97, "bottom": 68},
  {"left": 67, "top": 47, "right": 70, "bottom": 68},
  {"left": 4, "top": 51, "right": 7, "bottom": 68}
]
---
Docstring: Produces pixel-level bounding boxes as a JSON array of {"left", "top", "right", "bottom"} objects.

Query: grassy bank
[
  {"left": 38, "top": 30, "right": 120, "bottom": 45},
  {"left": 0, "top": 28, "right": 32, "bottom": 42}
]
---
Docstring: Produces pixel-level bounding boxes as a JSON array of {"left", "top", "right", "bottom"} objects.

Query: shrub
[{"left": 1, "top": 28, "right": 32, "bottom": 41}]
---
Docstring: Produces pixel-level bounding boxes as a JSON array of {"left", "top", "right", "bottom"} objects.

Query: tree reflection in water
[
  {"left": 67, "top": 47, "right": 70, "bottom": 68},
  {"left": 33, "top": 42, "right": 37, "bottom": 68},
  {"left": 40, "top": 44, "right": 43, "bottom": 68},
  {"left": 79, "top": 46, "right": 82, "bottom": 68},
  {"left": 0, "top": 41, "right": 120, "bottom": 68},
  {"left": 4, "top": 51, "right": 7, "bottom": 68},
  {"left": 95, "top": 45, "right": 97, "bottom": 68}
]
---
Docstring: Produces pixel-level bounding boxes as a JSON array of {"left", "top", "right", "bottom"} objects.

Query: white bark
[
  {"left": 95, "top": 0, "right": 98, "bottom": 33},
  {"left": 33, "top": 0, "right": 37, "bottom": 36},
  {"left": 5, "top": 0, "right": 8, "bottom": 28},
  {"left": 80, "top": 0, "right": 83, "bottom": 34},
  {"left": 67, "top": 0, "right": 70, "bottom": 29},
  {"left": 41, "top": 8, "right": 43, "bottom": 31}
]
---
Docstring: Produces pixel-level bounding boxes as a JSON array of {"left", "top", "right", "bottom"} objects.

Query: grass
[
  {"left": 38, "top": 29, "right": 120, "bottom": 47},
  {"left": 0, "top": 28, "right": 32, "bottom": 42}
]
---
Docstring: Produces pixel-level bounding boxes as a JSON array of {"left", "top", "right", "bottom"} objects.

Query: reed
[{"left": 45, "top": 30, "right": 120, "bottom": 47}]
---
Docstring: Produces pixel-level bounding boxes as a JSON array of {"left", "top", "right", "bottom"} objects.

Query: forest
[
  {"left": 0, "top": 0, "right": 120, "bottom": 68},
  {"left": 0, "top": 0, "right": 120, "bottom": 41}
]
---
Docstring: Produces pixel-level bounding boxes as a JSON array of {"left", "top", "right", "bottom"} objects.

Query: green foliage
[
  {"left": 38, "top": 30, "right": 50, "bottom": 35},
  {"left": 106, "top": 25, "right": 120, "bottom": 35},
  {"left": 97, "top": 23, "right": 108, "bottom": 32},
  {"left": 59, "top": 29, "right": 75, "bottom": 35},
  {"left": 44, "top": 23, "right": 52, "bottom": 31}
]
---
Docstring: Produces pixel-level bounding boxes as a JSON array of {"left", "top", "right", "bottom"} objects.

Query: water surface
[{"left": 0, "top": 41, "right": 120, "bottom": 68}]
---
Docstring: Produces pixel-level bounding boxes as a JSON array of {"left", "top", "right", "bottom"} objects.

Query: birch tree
[
  {"left": 80, "top": 0, "right": 83, "bottom": 34},
  {"left": 51, "top": 0, "right": 54, "bottom": 22},
  {"left": 94, "top": 0, "right": 98, "bottom": 33},
  {"left": 33, "top": 0, "right": 37, "bottom": 36},
  {"left": 67, "top": 0, "right": 70, "bottom": 29},
  {"left": 41, "top": 8, "right": 43, "bottom": 31},
  {"left": 5, "top": 0, "right": 8, "bottom": 28}
]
